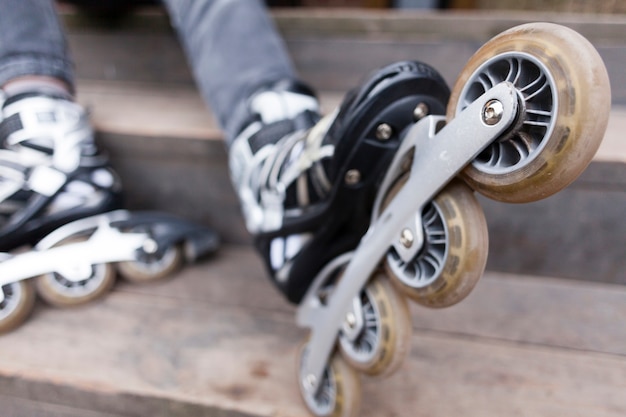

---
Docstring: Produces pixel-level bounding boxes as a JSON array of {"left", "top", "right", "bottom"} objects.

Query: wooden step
[
  {"left": 76, "top": 79, "right": 626, "bottom": 285},
  {"left": 62, "top": 7, "right": 626, "bottom": 104},
  {"left": 3, "top": 8, "right": 623, "bottom": 417},
  {"left": 1, "top": 245, "right": 625, "bottom": 416}
]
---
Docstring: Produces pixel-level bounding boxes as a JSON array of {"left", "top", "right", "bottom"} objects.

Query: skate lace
[
  {"left": 237, "top": 114, "right": 334, "bottom": 233},
  {"left": 267, "top": 113, "right": 335, "bottom": 209}
]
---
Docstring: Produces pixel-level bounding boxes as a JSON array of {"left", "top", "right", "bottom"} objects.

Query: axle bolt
[
  {"left": 400, "top": 228, "right": 414, "bottom": 248},
  {"left": 304, "top": 374, "right": 317, "bottom": 390},
  {"left": 482, "top": 99, "right": 504, "bottom": 125},
  {"left": 345, "top": 169, "right": 361, "bottom": 185},
  {"left": 413, "top": 102, "right": 430, "bottom": 121},
  {"left": 143, "top": 238, "right": 158, "bottom": 254},
  {"left": 345, "top": 312, "right": 357, "bottom": 329},
  {"left": 376, "top": 123, "right": 393, "bottom": 141}
]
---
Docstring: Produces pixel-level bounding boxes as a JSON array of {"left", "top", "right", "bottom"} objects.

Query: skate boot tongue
[{"left": 229, "top": 80, "right": 334, "bottom": 233}]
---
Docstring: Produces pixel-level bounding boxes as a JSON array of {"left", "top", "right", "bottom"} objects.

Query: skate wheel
[
  {"left": 447, "top": 22, "right": 610, "bottom": 203},
  {"left": 35, "top": 236, "right": 116, "bottom": 307},
  {"left": 0, "top": 281, "right": 36, "bottom": 333},
  {"left": 298, "top": 342, "right": 361, "bottom": 417},
  {"left": 116, "top": 244, "right": 183, "bottom": 284},
  {"left": 338, "top": 273, "right": 411, "bottom": 376},
  {"left": 383, "top": 179, "right": 488, "bottom": 308}
]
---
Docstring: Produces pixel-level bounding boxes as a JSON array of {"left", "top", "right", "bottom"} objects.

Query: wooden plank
[
  {"left": 0, "top": 247, "right": 625, "bottom": 416},
  {"left": 76, "top": 79, "right": 626, "bottom": 166},
  {"left": 271, "top": 9, "right": 626, "bottom": 45},
  {"left": 413, "top": 271, "right": 626, "bottom": 355},
  {"left": 76, "top": 80, "right": 220, "bottom": 140},
  {"left": 74, "top": 80, "right": 625, "bottom": 280},
  {"left": 75, "top": 81, "right": 342, "bottom": 141},
  {"left": 480, "top": 189, "right": 626, "bottom": 286},
  {"left": 63, "top": 10, "right": 626, "bottom": 103},
  {"left": 370, "top": 333, "right": 626, "bottom": 417},
  {"left": 119, "top": 247, "right": 626, "bottom": 355},
  {"left": 60, "top": 7, "right": 626, "bottom": 46},
  {"left": 1, "top": 395, "right": 127, "bottom": 417}
]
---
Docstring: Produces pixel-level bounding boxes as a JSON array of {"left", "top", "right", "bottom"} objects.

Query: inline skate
[
  {"left": 235, "top": 23, "right": 610, "bottom": 416},
  {"left": 0, "top": 93, "right": 218, "bottom": 333}
]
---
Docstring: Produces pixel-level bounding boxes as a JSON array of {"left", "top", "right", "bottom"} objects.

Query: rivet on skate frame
[
  {"left": 345, "top": 169, "right": 361, "bottom": 185},
  {"left": 413, "top": 102, "right": 430, "bottom": 121},
  {"left": 345, "top": 312, "right": 357, "bottom": 329},
  {"left": 304, "top": 374, "right": 317, "bottom": 391},
  {"left": 375, "top": 123, "right": 393, "bottom": 141},
  {"left": 400, "top": 228, "right": 414, "bottom": 248},
  {"left": 142, "top": 239, "right": 158, "bottom": 254},
  {"left": 482, "top": 99, "right": 504, "bottom": 125}
]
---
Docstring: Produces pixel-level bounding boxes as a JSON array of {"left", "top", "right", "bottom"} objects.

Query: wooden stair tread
[{"left": 1, "top": 245, "right": 624, "bottom": 416}]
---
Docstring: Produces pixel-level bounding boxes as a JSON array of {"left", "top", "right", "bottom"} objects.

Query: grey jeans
[{"left": 0, "top": 0, "right": 298, "bottom": 143}]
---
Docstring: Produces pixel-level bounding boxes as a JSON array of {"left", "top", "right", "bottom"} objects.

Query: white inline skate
[
  {"left": 231, "top": 23, "right": 611, "bottom": 417},
  {"left": 0, "top": 93, "right": 218, "bottom": 333}
]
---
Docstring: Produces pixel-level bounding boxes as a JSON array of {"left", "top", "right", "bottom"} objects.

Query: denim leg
[
  {"left": 0, "top": 0, "right": 75, "bottom": 91},
  {"left": 162, "top": 0, "right": 299, "bottom": 144}
]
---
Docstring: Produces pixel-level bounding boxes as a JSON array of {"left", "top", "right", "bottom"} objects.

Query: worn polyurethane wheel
[
  {"left": 298, "top": 342, "right": 362, "bottom": 417},
  {"left": 117, "top": 244, "right": 183, "bottom": 284},
  {"left": 0, "top": 280, "right": 36, "bottom": 334},
  {"left": 35, "top": 236, "right": 116, "bottom": 307},
  {"left": 338, "top": 273, "right": 411, "bottom": 377},
  {"left": 448, "top": 22, "right": 610, "bottom": 203},
  {"left": 383, "top": 179, "right": 488, "bottom": 308}
]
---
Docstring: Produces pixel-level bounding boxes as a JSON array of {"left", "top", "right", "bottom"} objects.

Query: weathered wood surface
[
  {"left": 2, "top": 9, "right": 618, "bottom": 416},
  {"left": 77, "top": 80, "right": 626, "bottom": 164},
  {"left": 63, "top": 8, "right": 626, "bottom": 105},
  {"left": 75, "top": 81, "right": 626, "bottom": 285},
  {"left": 1, "top": 246, "right": 625, "bottom": 416}
]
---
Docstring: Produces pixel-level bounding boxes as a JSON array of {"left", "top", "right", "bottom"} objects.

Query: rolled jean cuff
[{"left": 0, "top": 54, "right": 74, "bottom": 93}]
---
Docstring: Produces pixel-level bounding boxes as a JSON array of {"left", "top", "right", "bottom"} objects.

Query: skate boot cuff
[
  {"left": 2, "top": 91, "right": 73, "bottom": 108},
  {"left": 1, "top": 77, "right": 73, "bottom": 105},
  {"left": 231, "top": 78, "right": 320, "bottom": 143},
  {"left": 0, "top": 93, "right": 97, "bottom": 173}
]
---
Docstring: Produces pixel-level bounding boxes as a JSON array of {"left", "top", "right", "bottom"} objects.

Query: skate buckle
[
  {"left": 260, "top": 187, "right": 285, "bottom": 232},
  {"left": 28, "top": 165, "right": 66, "bottom": 196}
]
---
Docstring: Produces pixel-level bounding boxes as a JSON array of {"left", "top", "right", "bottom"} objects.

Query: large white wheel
[
  {"left": 338, "top": 273, "right": 411, "bottom": 377},
  {"left": 298, "top": 342, "right": 361, "bottom": 417},
  {"left": 383, "top": 179, "right": 488, "bottom": 308},
  {"left": 448, "top": 22, "right": 610, "bottom": 203},
  {"left": 35, "top": 236, "right": 116, "bottom": 307},
  {"left": 0, "top": 280, "right": 35, "bottom": 333}
]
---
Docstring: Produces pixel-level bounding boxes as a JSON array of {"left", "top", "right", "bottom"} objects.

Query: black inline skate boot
[
  {"left": 0, "top": 92, "right": 123, "bottom": 252},
  {"left": 229, "top": 61, "right": 450, "bottom": 303},
  {"left": 0, "top": 90, "right": 221, "bottom": 334}
]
